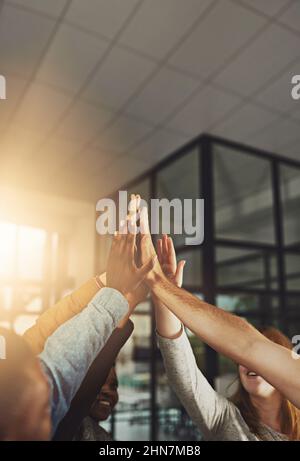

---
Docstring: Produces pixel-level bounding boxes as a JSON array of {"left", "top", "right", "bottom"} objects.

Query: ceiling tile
[
  {"left": 247, "top": 117, "right": 300, "bottom": 153},
  {"left": 0, "top": 4, "right": 56, "bottom": 77},
  {"left": 83, "top": 46, "right": 157, "bottom": 109},
  {"left": 255, "top": 59, "right": 300, "bottom": 113},
  {"left": 215, "top": 24, "right": 300, "bottom": 97},
  {"left": 30, "top": 138, "right": 81, "bottom": 175},
  {"left": 66, "top": 0, "right": 140, "bottom": 40},
  {"left": 14, "top": 82, "right": 72, "bottom": 135},
  {"left": 125, "top": 67, "right": 200, "bottom": 124},
  {"left": 292, "top": 104, "right": 300, "bottom": 121},
  {"left": 120, "top": 0, "right": 213, "bottom": 60},
  {"left": 213, "top": 103, "right": 279, "bottom": 140},
  {"left": 280, "top": 138, "right": 300, "bottom": 161},
  {"left": 97, "top": 153, "right": 149, "bottom": 193},
  {"left": 279, "top": 1, "right": 300, "bottom": 33},
  {"left": 2, "top": 125, "right": 44, "bottom": 148},
  {"left": 167, "top": 84, "right": 241, "bottom": 136},
  {"left": 36, "top": 24, "right": 109, "bottom": 93},
  {"left": 55, "top": 101, "right": 114, "bottom": 144},
  {"left": 237, "top": 0, "right": 290, "bottom": 17},
  {"left": 0, "top": 126, "right": 44, "bottom": 172},
  {"left": 131, "top": 128, "right": 189, "bottom": 163},
  {"left": 169, "top": 0, "right": 265, "bottom": 78},
  {"left": 93, "top": 114, "right": 154, "bottom": 154},
  {"left": 7, "top": 0, "right": 69, "bottom": 18},
  {"left": 71, "top": 147, "right": 116, "bottom": 176}
]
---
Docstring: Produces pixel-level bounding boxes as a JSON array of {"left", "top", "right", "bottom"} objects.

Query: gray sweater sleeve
[
  {"left": 39, "top": 287, "right": 128, "bottom": 434},
  {"left": 158, "top": 328, "right": 239, "bottom": 440}
]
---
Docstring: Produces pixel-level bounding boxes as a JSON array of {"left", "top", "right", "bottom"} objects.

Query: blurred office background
[{"left": 0, "top": 0, "right": 299, "bottom": 441}]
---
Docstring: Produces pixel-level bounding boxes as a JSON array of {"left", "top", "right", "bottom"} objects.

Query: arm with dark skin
[{"left": 136, "top": 199, "right": 300, "bottom": 409}]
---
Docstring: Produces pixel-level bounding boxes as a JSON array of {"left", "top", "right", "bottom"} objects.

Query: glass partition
[
  {"left": 156, "top": 149, "right": 200, "bottom": 248},
  {"left": 214, "top": 145, "right": 275, "bottom": 244},
  {"left": 96, "top": 135, "right": 300, "bottom": 441},
  {"left": 280, "top": 165, "right": 300, "bottom": 247}
]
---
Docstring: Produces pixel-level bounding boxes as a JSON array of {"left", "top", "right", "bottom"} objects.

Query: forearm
[
  {"left": 149, "top": 273, "right": 263, "bottom": 364},
  {"left": 153, "top": 295, "right": 182, "bottom": 339},
  {"left": 149, "top": 274, "right": 300, "bottom": 409},
  {"left": 39, "top": 287, "right": 128, "bottom": 432}
]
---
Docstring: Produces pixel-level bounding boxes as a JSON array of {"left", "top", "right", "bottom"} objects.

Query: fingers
[
  {"left": 161, "top": 234, "right": 169, "bottom": 267},
  {"left": 136, "top": 194, "right": 141, "bottom": 210},
  {"left": 175, "top": 260, "right": 186, "bottom": 288},
  {"left": 140, "top": 205, "right": 150, "bottom": 235},
  {"left": 167, "top": 235, "right": 177, "bottom": 266},
  {"left": 156, "top": 239, "right": 163, "bottom": 264},
  {"left": 127, "top": 194, "right": 138, "bottom": 256},
  {"left": 117, "top": 222, "right": 127, "bottom": 253},
  {"left": 128, "top": 193, "right": 138, "bottom": 218},
  {"left": 126, "top": 216, "right": 137, "bottom": 257}
]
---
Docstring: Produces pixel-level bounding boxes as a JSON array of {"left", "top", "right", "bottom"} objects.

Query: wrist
[
  {"left": 126, "top": 292, "right": 137, "bottom": 309},
  {"left": 145, "top": 267, "right": 166, "bottom": 289}
]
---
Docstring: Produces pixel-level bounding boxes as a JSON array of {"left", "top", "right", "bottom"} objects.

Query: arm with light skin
[
  {"left": 154, "top": 235, "right": 240, "bottom": 438},
  {"left": 153, "top": 234, "right": 185, "bottom": 339},
  {"left": 137, "top": 201, "right": 300, "bottom": 409}
]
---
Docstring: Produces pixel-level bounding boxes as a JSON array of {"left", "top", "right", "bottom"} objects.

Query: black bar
[
  {"left": 272, "top": 161, "right": 287, "bottom": 332},
  {"left": 201, "top": 136, "right": 219, "bottom": 386}
]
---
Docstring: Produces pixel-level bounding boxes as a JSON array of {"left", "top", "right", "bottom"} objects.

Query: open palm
[{"left": 156, "top": 235, "right": 185, "bottom": 288}]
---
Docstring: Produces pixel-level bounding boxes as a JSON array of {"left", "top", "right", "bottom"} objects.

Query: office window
[
  {"left": 0, "top": 221, "right": 61, "bottom": 333},
  {"left": 156, "top": 149, "right": 200, "bottom": 247},
  {"left": 285, "top": 253, "right": 300, "bottom": 292},
  {"left": 280, "top": 165, "right": 300, "bottom": 247},
  {"left": 285, "top": 296, "right": 300, "bottom": 338},
  {"left": 214, "top": 145, "right": 275, "bottom": 244},
  {"left": 216, "top": 246, "right": 278, "bottom": 290},
  {"left": 105, "top": 135, "right": 300, "bottom": 441},
  {"left": 0, "top": 222, "right": 17, "bottom": 277},
  {"left": 178, "top": 248, "right": 202, "bottom": 289},
  {"left": 217, "top": 293, "right": 260, "bottom": 315}
]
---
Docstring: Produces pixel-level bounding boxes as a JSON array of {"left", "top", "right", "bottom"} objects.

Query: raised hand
[
  {"left": 106, "top": 216, "right": 156, "bottom": 298},
  {"left": 137, "top": 199, "right": 164, "bottom": 285},
  {"left": 157, "top": 235, "right": 185, "bottom": 288}
]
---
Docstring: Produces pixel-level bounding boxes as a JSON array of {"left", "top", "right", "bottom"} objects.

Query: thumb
[{"left": 175, "top": 260, "right": 186, "bottom": 287}]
